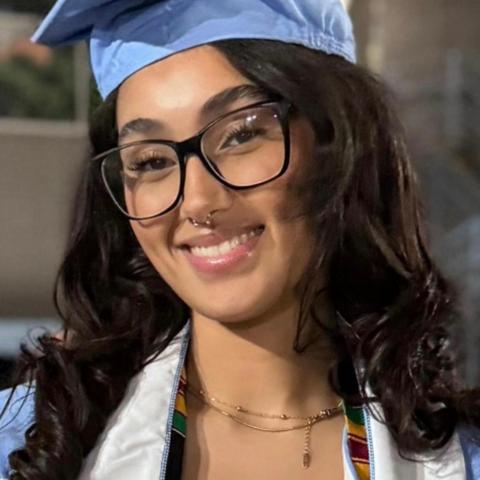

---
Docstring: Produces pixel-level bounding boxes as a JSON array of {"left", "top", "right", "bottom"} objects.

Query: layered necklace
[{"left": 186, "top": 384, "right": 343, "bottom": 469}]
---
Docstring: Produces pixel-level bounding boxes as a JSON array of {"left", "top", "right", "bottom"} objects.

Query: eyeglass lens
[{"left": 101, "top": 104, "right": 286, "bottom": 219}]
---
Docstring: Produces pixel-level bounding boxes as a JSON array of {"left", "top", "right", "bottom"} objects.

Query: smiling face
[{"left": 116, "top": 45, "right": 317, "bottom": 325}]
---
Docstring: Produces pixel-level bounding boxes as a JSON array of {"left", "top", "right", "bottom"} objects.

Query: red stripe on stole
[{"left": 348, "top": 435, "right": 369, "bottom": 462}]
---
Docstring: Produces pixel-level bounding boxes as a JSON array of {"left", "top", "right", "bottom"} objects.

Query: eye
[
  {"left": 220, "top": 124, "right": 264, "bottom": 149},
  {"left": 124, "top": 149, "right": 177, "bottom": 172},
  {"left": 128, "top": 156, "right": 169, "bottom": 172}
]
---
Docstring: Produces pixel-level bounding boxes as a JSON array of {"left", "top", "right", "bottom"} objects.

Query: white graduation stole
[{"left": 79, "top": 324, "right": 466, "bottom": 479}]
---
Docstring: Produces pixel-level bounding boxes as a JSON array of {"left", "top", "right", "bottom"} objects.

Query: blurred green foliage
[
  {"left": 0, "top": 0, "right": 54, "bottom": 15},
  {"left": 0, "top": 49, "right": 75, "bottom": 119},
  {"left": 0, "top": 2, "right": 104, "bottom": 121}
]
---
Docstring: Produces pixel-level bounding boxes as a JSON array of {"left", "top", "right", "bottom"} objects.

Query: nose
[{"left": 180, "top": 154, "right": 233, "bottom": 221}]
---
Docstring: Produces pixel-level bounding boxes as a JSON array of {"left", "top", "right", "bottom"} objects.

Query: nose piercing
[{"left": 189, "top": 211, "right": 216, "bottom": 228}]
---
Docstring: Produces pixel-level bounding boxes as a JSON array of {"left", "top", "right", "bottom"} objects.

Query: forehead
[{"left": 116, "top": 45, "right": 253, "bottom": 121}]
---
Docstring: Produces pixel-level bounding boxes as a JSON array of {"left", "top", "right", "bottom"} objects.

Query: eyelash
[
  {"left": 221, "top": 123, "right": 261, "bottom": 147},
  {"left": 126, "top": 151, "right": 170, "bottom": 171}
]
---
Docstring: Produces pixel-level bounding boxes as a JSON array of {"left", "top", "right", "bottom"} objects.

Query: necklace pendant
[{"left": 303, "top": 452, "right": 311, "bottom": 469}]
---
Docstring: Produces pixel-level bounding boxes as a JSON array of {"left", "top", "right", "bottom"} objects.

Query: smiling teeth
[{"left": 190, "top": 228, "right": 261, "bottom": 257}]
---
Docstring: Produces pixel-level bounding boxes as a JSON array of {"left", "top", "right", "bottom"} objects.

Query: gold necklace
[{"left": 186, "top": 385, "right": 343, "bottom": 469}]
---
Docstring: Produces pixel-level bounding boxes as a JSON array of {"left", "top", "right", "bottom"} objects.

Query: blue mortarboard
[{"left": 32, "top": 0, "right": 356, "bottom": 99}]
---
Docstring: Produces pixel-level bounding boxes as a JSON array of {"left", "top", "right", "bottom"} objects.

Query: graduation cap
[{"left": 32, "top": 0, "right": 356, "bottom": 99}]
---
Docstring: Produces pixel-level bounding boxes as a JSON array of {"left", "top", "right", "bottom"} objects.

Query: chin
[
  {"left": 192, "top": 304, "right": 257, "bottom": 324},
  {"left": 189, "top": 291, "right": 283, "bottom": 327}
]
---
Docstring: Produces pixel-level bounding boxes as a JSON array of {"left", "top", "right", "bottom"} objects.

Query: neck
[{"left": 186, "top": 299, "right": 340, "bottom": 417}]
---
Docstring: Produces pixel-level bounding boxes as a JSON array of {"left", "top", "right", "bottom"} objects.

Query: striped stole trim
[
  {"left": 164, "top": 369, "right": 188, "bottom": 478},
  {"left": 172, "top": 369, "right": 187, "bottom": 437},
  {"left": 344, "top": 403, "right": 370, "bottom": 480}
]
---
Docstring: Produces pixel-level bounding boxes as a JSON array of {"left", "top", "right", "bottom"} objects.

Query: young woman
[{"left": 1, "top": 1, "right": 479, "bottom": 479}]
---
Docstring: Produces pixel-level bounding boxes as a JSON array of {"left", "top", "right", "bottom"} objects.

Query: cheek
[
  {"left": 123, "top": 168, "right": 182, "bottom": 220},
  {"left": 268, "top": 121, "right": 318, "bottom": 284},
  {"left": 271, "top": 119, "right": 317, "bottom": 223},
  {"left": 278, "top": 220, "right": 316, "bottom": 279},
  {"left": 129, "top": 219, "right": 172, "bottom": 266},
  {"left": 124, "top": 184, "right": 153, "bottom": 219}
]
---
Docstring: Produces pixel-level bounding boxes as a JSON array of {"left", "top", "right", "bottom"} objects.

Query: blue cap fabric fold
[{"left": 32, "top": 0, "right": 356, "bottom": 99}]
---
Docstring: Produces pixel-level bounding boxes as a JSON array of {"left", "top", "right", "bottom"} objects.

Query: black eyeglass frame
[{"left": 92, "top": 98, "right": 292, "bottom": 220}]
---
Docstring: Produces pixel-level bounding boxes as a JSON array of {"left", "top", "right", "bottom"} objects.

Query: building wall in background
[
  {"left": 0, "top": 4, "right": 89, "bottom": 366},
  {"left": 351, "top": 0, "right": 480, "bottom": 384},
  {"left": 380, "top": 0, "right": 480, "bottom": 168},
  {"left": 0, "top": 123, "right": 87, "bottom": 317}
]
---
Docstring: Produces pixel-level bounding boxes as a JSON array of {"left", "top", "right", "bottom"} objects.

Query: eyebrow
[{"left": 118, "top": 84, "right": 269, "bottom": 142}]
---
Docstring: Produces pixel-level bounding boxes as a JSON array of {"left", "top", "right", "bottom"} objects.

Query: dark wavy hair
[{"left": 3, "top": 40, "right": 479, "bottom": 479}]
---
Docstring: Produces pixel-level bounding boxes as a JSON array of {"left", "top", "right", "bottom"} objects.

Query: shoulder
[
  {"left": 458, "top": 425, "right": 480, "bottom": 479},
  {"left": 0, "top": 384, "right": 35, "bottom": 478}
]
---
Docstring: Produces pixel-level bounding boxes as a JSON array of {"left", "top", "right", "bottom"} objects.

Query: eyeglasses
[{"left": 93, "top": 98, "right": 292, "bottom": 220}]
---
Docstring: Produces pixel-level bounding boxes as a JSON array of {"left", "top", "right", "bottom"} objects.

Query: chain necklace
[{"left": 186, "top": 385, "right": 343, "bottom": 469}]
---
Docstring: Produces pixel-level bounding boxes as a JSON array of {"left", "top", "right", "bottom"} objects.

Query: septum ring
[{"left": 189, "top": 211, "right": 216, "bottom": 228}]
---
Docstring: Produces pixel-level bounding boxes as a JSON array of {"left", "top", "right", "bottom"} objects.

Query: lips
[
  {"left": 181, "top": 226, "right": 265, "bottom": 275},
  {"left": 178, "top": 225, "right": 265, "bottom": 250}
]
